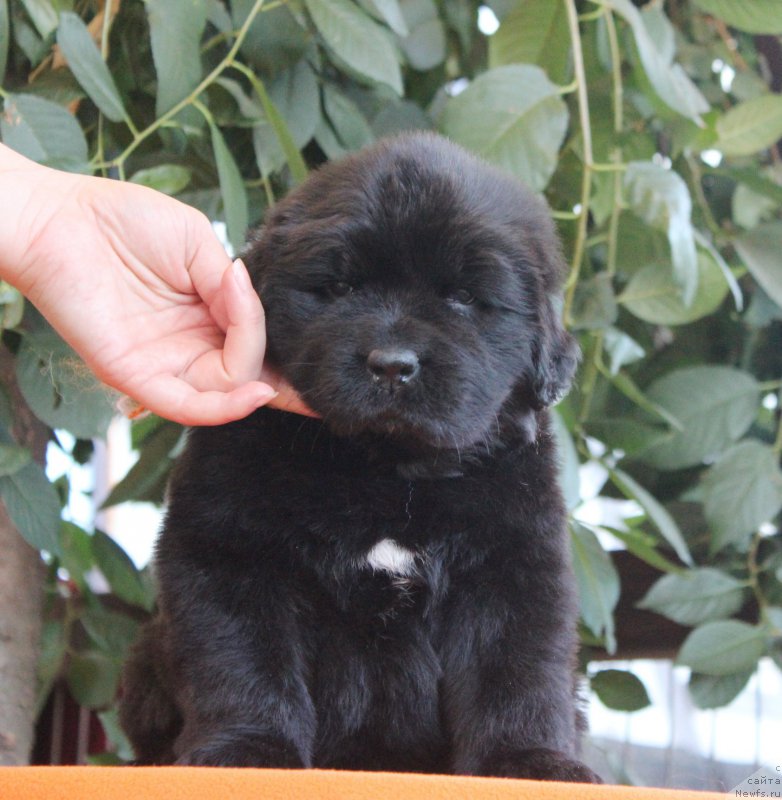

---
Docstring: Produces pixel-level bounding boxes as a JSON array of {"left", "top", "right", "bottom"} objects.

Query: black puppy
[{"left": 119, "top": 133, "right": 599, "bottom": 783}]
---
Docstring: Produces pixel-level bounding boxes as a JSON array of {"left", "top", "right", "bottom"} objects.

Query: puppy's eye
[
  {"left": 447, "top": 288, "right": 475, "bottom": 306},
  {"left": 326, "top": 281, "right": 354, "bottom": 298}
]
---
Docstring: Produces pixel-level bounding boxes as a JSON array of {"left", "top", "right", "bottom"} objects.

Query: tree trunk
[
  {"left": 0, "top": 508, "right": 45, "bottom": 765},
  {"left": 0, "top": 346, "right": 48, "bottom": 765}
]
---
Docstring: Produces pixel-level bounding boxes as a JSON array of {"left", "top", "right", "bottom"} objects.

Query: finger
[
  {"left": 185, "top": 211, "right": 234, "bottom": 307},
  {"left": 258, "top": 363, "right": 319, "bottom": 417},
  {"left": 267, "top": 382, "right": 319, "bottom": 417},
  {"left": 219, "top": 258, "right": 266, "bottom": 384},
  {"left": 137, "top": 375, "right": 278, "bottom": 426}
]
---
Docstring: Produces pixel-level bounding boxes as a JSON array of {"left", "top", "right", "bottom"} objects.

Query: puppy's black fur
[{"left": 119, "top": 133, "right": 599, "bottom": 782}]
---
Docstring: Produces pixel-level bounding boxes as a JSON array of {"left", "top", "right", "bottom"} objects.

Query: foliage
[{"left": 1, "top": 0, "right": 782, "bottom": 756}]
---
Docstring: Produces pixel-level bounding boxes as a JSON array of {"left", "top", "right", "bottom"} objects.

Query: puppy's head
[{"left": 245, "top": 133, "right": 578, "bottom": 452}]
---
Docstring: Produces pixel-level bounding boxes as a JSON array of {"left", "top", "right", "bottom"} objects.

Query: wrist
[{"left": 0, "top": 144, "right": 79, "bottom": 292}]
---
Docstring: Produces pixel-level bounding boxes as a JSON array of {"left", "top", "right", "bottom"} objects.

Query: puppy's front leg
[
  {"left": 440, "top": 554, "right": 601, "bottom": 783},
  {"left": 159, "top": 560, "right": 316, "bottom": 768}
]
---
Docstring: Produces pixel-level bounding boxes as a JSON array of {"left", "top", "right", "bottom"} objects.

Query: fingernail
[
  {"left": 232, "top": 258, "right": 253, "bottom": 292},
  {"left": 255, "top": 384, "right": 279, "bottom": 406}
]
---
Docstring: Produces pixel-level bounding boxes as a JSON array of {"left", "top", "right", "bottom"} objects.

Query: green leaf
[
  {"left": 19, "top": 0, "right": 58, "bottom": 38},
  {"left": 640, "top": 367, "right": 759, "bottom": 471},
  {"left": 207, "top": 0, "right": 233, "bottom": 33},
  {"left": 233, "top": 1, "right": 309, "bottom": 75},
  {"left": 732, "top": 182, "right": 778, "bottom": 230},
  {"left": 322, "top": 84, "right": 374, "bottom": 152},
  {"left": 603, "top": 328, "right": 644, "bottom": 375},
  {"left": 716, "top": 95, "right": 782, "bottom": 157},
  {"left": 129, "top": 165, "right": 192, "bottom": 195},
  {"left": 12, "top": 17, "right": 46, "bottom": 65},
  {"left": 101, "top": 421, "right": 182, "bottom": 508},
  {"left": 0, "top": 462, "right": 61, "bottom": 555},
  {"left": 59, "top": 521, "right": 95, "bottom": 587},
  {"left": 92, "top": 530, "right": 153, "bottom": 610},
  {"left": 766, "top": 606, "right": 782, "bottom": 635},
  {"left": 693, "top": 0, "right": 782, "bottom": 34},
  {"left": 265, "top": 59, "right": 318, "bottom": 174},
  {"left": 745, "top": 287, "right": 782, "bottom": 328},
  {"left": 606, "top": 0, "right": 709, "bottom": 124},
  {"left": 600, "top": 525, "right": 685, "bottom": 574},
  {"left": 570, "top": 522, "right": 620, "bottom": 652},
  {"left": 735, "top": 222, "right": 782, "bottom": 309},
  {"left": 145, "top": 0, "right": 208, "bottom": 118},
  {"left": 96, "top": 708, "right": 135, "bottom": 763},
  {"left": 584, "top": 418, "right": 669, "bottom": 459},
  {"left": 0, "top": 93, "right": 89, "bottom": 171},
  {"left": 570, "top": 273, "right": 617, "bottom": 331},
  {"left": 638, "top": 568, "right": 747, "bottom": 626},
  {"left": 677, "top": 620, "right": 766, "bottom": 676},
  {"left": 0, "top": 384, "right": 13, "bottom": 429},
  {"left": 66, "top": 651, "right": 121, "bottom": 709},
  {"left": 610, "top": 468, "right": 692, "bottom": 565},
  {"left": 129, "top": 412, "right": 167, "bottom": 450},
  {"left": 689, "top": 670, "right": 753, "bottom": 709},
  {"left": 440, "top": 64, "right": 568, "bottom": 192},
  {"left": 693, "top": 229, "right": 743, "bottom": 312},
  {"left": 702, "top": 441, "right": 782, "bottom": 553},
  {"left": 0, "top": 443, "right": 31, "bottom": 476},
  {"left": 315, "top": 116, "right": 349, "bottom": 160},
  {"left": 0, "top": 0, "right": 9, "bottom": 81},
  {"left": 56, "top": 12, "right": 127, "bottom": 123},
  {"left": 244, "top": 64, "right": 311, "bottom": 183},
  {"left": 615, "top": 212, "right": 670, "bottom": 276},
  {"left": 624, "top": 162, "right": 698, "bottom": 305},
  {"left": 372, "top": 99, "right": 431, "bottom": 137},
  {"left": 360, "top": 0, "right": 408, "bottom": 35},
  {"left": 488, "top": 0, "right": 570, "bottom": 84},
  {"left": 216, "top": 75, "right": 263, "bottom": 122},
  {"left": 207, "top": 119, "right": 248, "bottom": 251},
  {"left": 619, "top": 252, "right": 729, "bottom": 326},
  {"left": 640, "top": 2, "right": 674, "bottom": 63},
  {"left": 305, "top": 0, "right": 403, "bottom": 94},
  {"left": 710, "top": 166, "right": 782, "bottom": 207},
  {"left": 591, "top": 669, "right": 651, "bottom": 712},
  {"left": 605, "top": 370, "right": 683, "bottom": 432},
  {"left": 398, "top": 0, "right": 445, "bottom": 72},
  {"left": 15, "top": 331, "right": 115, "bottom": 440},
  {"left": 36, "top": 620, "right": 67, "bottom": 716},
  {"left": 551, "top": 410, "right": 580, "bottom": 512},
  {"left": 81, "top": 603, "right": 140, "bottom": 655}
]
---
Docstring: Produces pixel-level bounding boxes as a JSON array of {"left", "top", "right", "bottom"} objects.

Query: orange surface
[{"left": 0, "top": 767, "right": 728, "bottom": 800}]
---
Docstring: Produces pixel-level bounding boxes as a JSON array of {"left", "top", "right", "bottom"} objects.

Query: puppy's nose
[{"left": 367, "top": 348, "right": 420, "bottom": 390}]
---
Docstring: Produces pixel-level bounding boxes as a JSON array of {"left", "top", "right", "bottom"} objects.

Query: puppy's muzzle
[{"left": 367, "top": 347, "right": 420, "bottom": 392}]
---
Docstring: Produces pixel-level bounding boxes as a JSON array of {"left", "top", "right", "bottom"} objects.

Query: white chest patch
[{"left": 365, "top": 538, "right": 417, "bottom": 577}]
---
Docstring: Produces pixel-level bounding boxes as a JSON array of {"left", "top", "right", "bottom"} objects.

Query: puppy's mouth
[
  {"left": 321, "top": 399, "right": 433, "bottom": 441},
  {"left": 283, "top": 343, "right": 500, "bottom": 451},
  {"left": 321, "top": 349, "right": 444, "bottom": 442},
  {"left": 365, "top": 408, "right": 424, "bottom": 437},
  {"left": 313, "top": 389, "right": 475, "bottom": 452}
]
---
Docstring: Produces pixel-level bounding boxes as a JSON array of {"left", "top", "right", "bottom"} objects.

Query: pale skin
[{"left": 0, "top": 143, "right": 309, "bottom": 426}]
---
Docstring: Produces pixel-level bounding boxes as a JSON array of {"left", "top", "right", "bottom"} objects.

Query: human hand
[{"left": 0, "top": 145, "right": 310, "bottom": 426}]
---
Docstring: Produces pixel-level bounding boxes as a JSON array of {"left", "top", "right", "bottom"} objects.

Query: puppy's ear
[
  {"left": 504, "top": 301, "right": 578, "bottom": 446},
  {"left": 530, "top": 299, "right": 580, "bottom": 410},
  {"left": 240, "top": 225, "right": 268, "bottom": 280},
  {"left": 517, "top": 204, "right": 580, "bottom": 411}
]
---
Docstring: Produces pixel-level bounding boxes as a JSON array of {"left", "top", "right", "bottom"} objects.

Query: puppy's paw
[
  {"left": 176, "top": 729, "right": 305, "bottom": 768},
  {"left": 479, "top": 746, "right": 602, "bottom": 784}
]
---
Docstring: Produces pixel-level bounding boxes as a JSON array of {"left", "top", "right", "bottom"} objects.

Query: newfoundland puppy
[{"left": 119, "top": 132, "right": 600, "bottom": 783}]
